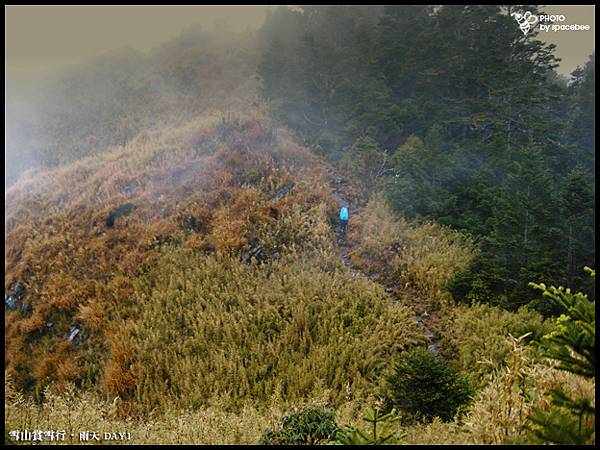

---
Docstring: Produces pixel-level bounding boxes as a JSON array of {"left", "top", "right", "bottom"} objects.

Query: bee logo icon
[{"left": 511, "top": 11, "right": 539, "bottom": 35}]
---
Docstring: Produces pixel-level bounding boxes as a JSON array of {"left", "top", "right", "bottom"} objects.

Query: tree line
[{"left": 258, "top": 5, "right": 595, "bottom": 314}]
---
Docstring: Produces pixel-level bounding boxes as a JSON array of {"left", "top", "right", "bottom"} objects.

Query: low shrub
[
  {"left": 384, "top": 349, "right": 472, "bottom": 424},
  {"left": 335, "top": 407, "right": 405, "bottom": 445},
  {"left": 347, "top": 194, "right": 476, "bottom": 308},
  {"left": 259, "top": 404, "right": 338, "bottom": 445}
]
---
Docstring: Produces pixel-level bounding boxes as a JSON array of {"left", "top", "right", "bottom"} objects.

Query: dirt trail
[{"left": 327, "top": 167, "right": 443, "bottom": 356}]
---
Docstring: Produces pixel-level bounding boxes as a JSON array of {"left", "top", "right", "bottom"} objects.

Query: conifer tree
[
  {"left": 525, "top": 267, "right": 595, "bottom": 444},
  {"left": 560, "top": 166, "right": 595, "bottom": 291},
  {"left": 335, "top": 407, "right": 405, "bottom": 445}
]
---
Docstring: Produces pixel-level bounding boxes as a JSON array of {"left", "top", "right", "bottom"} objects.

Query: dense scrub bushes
[
  {"left": 524, "top": 269, "right": 595, "bottom": 445},
  {"left": 442, "top": 303, "right": 554, "bottom": 387},
  {"left": 108, "top": 247, "right": 422, "bottom": 413},
  {"left": 259, "top": 404, "right": 338, "bottom": 445},
  {"left": 402, "top": 336, "right": 595, "bottom": 445},
  {"left": 347, "top": 194, "right": 476, "bottom": 308},
  {"left": 7, "top": 344, "right": 592, "bottom": 445}
]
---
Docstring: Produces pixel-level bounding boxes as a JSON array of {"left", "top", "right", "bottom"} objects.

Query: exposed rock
[
  {"left": 20, "top": 302, "right": 32, "bottom": 315},
  {"left": 121, "top": 183, "right": 134, "bottom": 195},
  {"left": 5, "top": 295, "right": 18, "bottom": 310},
  {"left": 271, "top": 182, "right": 294, "bottom": 201},
  {"left": 427, "top": 343, "right": 441, "bottom": 356},
  {"left": 67, "top": 327, "right": 81, "bottom": 343},
  {"left": 5, "top": 283, "right": 30, "bottom": 313},
  {"left": 424, "top": 330, "right": 436, "bottom": 340},
  {"left": 106, "top": 203, "right": 136, "bottom": 227},
  {"left": 241, "top": 243, "right": 285, "bottom": 264},
  {"left": 389, "top": 241, "right": 404, "bottom": 253},
  {"left": 180, "top": 215, "right": 206, "bottom": 233},
  {"left": 242, "top": 243, "right": 263, "bottom": 264},
  {"left": 12, "top": 282, "right": 26, "bottom": 299},
  {"left": 268, "top": 206, "right": 280, "bottom": 219}
]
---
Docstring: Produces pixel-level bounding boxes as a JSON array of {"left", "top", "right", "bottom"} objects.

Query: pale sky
[
  {"left": 5, "top": 5, "right": 596, "bottom": 82},
  {"left": 5, "top": 5, "right": 270, "bottom": 79},
  {"left": 541, "top": 5, "right": 595, "bottom": 75}
]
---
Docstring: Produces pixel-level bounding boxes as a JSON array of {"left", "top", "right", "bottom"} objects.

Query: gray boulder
[
  {"left": 5, "top": 295, "right": 18, "bottom": 310},
  {"left": 106, "top": 203, "right": 136, "bottom": 227},
  {"left": 5, "top": 282, "right": 29, "bottom": 313},
  {"left": 67, "top": 327, "right": 81, "bottom": 343}
]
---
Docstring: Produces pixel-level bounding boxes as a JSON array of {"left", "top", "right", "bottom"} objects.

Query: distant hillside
[{"left": 5, "top": 25, "right": 261, "bottom": 187}]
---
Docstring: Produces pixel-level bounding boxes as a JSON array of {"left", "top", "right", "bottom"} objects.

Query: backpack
[{"left": 340, "top": 207, "right": 349, "bottom": 221}]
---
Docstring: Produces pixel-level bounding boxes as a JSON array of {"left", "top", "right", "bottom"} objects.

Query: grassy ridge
[
  {"left": 6, "top": 109, "right": 582, "bottom": 445},
  {"left": 5, "top": 112, "right": 428, "bottom": 417},
  {"left": 5, "top": 112, "right": 335, "bottom": 398},
  {"left": 6, "top": 18, "right": 592, "bottom": 445}
]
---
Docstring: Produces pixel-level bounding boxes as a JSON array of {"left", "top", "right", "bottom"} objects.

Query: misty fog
[
  {"left": 4, "top": 6, "right": 595, "bottom": 445},
  {"left": 4, "top": 5, "right": 595, "bottom": 189}
]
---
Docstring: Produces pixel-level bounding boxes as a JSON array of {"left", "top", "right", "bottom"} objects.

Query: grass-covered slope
[
  {"left": 6, "top": 26, "right": 262, "bottom": 181},
  {"left": 5, "top": 111, "right": 423, "bottom": 415},
  {"left": 5, "top": 103, "right": 586, "bottom": 447}
]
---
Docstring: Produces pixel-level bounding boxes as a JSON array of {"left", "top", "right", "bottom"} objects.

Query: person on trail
[{"left": 339, "top": 206, "right": 349, "bottom": 237}]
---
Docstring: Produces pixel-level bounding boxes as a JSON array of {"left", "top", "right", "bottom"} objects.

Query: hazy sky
[
  {"left": 541, "top": 5, "right": 595, "bottom": 75},
  {"left": 5, "top": 5, "right": 596, "bottom": 80},
  {"left": 6, "top": 5, "right": 270, "bottom": 78}
]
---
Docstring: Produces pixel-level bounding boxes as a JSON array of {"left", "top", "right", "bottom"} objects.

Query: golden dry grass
[
  {"left": 5, "top": 110, "right": 431, "bottom": 424},
  {"left": 107, "top": 247, "right": 422, "bottom": 414},
  {"left": 6, "top": 343, "right": 593, "bottom": 445},
  {"left": 5, "top": 112, "right": 332, "bottom": 397},
  {"left": 441, "top": 302, "right": 553, "bottom": 387},
  {"left": 347, "top": 193, "right": 477, "bottom": 309}
]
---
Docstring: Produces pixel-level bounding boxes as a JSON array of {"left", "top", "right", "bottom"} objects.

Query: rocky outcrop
[
  {"left": 5, "top": 282, "right": 31, "bottom": 315},
  {"left": 106, "top": 203, "right": 136, "bottom": 227}
]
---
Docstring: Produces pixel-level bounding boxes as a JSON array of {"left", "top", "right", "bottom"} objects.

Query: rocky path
[{"left": 327, "top": 167, "right": 443, "bottom": 356}]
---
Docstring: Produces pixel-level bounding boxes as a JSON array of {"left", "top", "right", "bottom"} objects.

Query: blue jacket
[{"left": 340, "top": 207, "right": 349, "bottom": 221}]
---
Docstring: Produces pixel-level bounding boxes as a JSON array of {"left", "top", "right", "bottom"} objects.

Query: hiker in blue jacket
[{"left": 339, "top": 206, "right": 349, "bottom": 237}]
